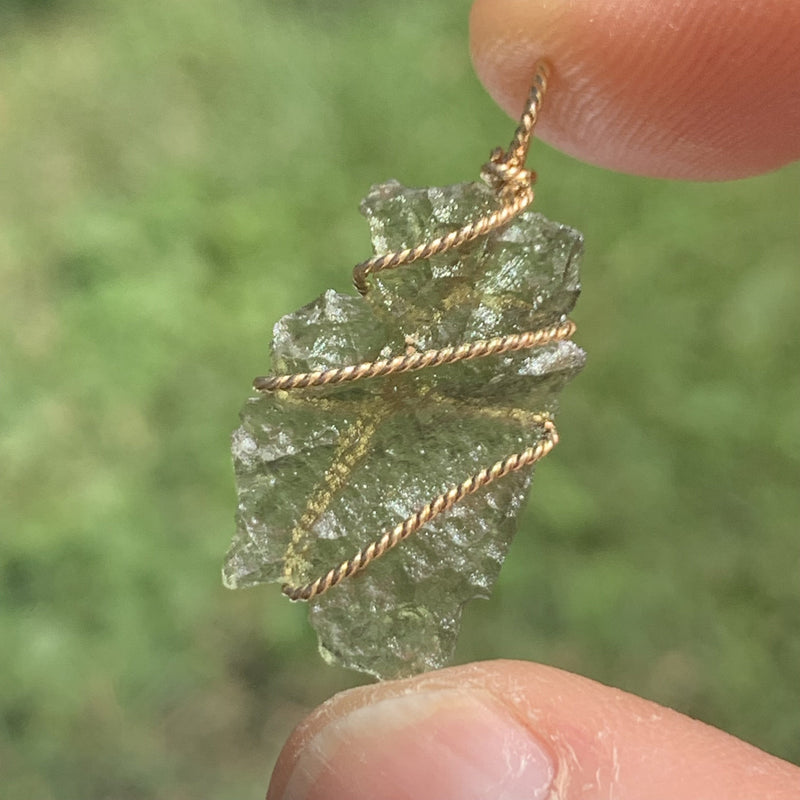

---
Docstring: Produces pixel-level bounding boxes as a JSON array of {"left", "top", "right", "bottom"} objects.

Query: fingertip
[
  {"left": 267, "top": 660, "right": 800, "bottom": 800},
  {"left": 470, "top": 0, "right": 800, "bottom": 179}
]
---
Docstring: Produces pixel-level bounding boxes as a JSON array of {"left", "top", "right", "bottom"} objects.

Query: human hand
[
  {"left": 267, "top": 661, "right": 800, "bottom": 799},
  {"left": 267, "top": 3, "right": 800, "bottom": 798},
  {"left": 471, "top": 0, "right": 800, "bottom": 179}
]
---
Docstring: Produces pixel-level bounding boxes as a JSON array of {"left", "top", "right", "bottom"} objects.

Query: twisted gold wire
[
  {"left": 351, "top": 191, "right": 533, "bottom": 295},
  {"left": 258, "top": 61, "right": 567, "bottom": 601},
  {"left": 254, "top": 319, "right": 575, "bottom": 392},
  {"left": 282, "top": 416, "right": 558, "bottom": 601},
  {"left": 503, "top": 64, "right": 549, "bottom": 173},
  {"left": 352, "top": 61, "right": 551, "bottom": 295}
]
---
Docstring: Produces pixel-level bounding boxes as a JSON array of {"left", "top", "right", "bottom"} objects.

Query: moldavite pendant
[{"left": 223, "top": 63, "right": 586, "bottom": 679}]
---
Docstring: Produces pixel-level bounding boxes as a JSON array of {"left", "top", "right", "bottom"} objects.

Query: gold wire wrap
[
  {"left": 256, "top": 61, "right": 570, "bottom": 601},
  {"left": 352, "top": 62, "right": 550, "bottom": 295},
  {"left": 282, "top": 417, "right": 558, "bottom": 601},
  {"left": 351, "top": 191, "right": 533, "bottom": 296},
  {"left": 254, "top": 319, "right": 575, "bottom": 392}
]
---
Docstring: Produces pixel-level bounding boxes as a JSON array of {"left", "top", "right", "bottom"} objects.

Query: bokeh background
[{"left": 1, "top": 0, "right": 799, "bottom": 797}]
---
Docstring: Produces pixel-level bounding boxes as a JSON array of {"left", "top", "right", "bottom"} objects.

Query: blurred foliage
[{"left": 0, "top": 0, "right": 798, "bottom": 797}]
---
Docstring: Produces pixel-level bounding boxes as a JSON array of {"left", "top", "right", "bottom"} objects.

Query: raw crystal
[{"left": 223, "top": 179, "right": 585, "bottom": 679}]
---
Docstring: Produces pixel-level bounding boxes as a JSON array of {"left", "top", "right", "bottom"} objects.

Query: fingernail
[{"left": 280, "top": 688, "right": 555, "bottom": 800}]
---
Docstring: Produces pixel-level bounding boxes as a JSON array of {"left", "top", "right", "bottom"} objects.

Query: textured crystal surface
[{"left": 224, "top": 180, "right": 585, "bottom": 679}]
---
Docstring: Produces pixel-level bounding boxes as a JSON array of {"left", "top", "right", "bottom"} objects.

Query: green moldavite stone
[{"left": 223, "top": 179, "right": 585, "bottom": 680}]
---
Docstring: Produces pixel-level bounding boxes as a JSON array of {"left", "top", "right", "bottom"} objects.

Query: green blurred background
[{"left": 1, "top": 0, "right": 798, "bottom": 797}]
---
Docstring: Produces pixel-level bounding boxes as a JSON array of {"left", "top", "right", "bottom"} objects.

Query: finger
[
  {"left": 266, "top": 660, "right": 800, "bottom": 800},
  {"left": 470, "top": 0, "right": 800, "bottom": 179}
]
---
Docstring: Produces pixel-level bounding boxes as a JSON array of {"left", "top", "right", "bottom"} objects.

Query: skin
[
  {"left": 267, "top": 2, "right": 800, "bottom": 797},
  {"left": 268, "top": 661, "right": 800, "bottom": 800},
  {"left": 471, "top": 0, "right": 800, "bottom": 179}
]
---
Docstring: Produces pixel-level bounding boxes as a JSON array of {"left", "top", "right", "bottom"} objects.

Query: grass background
[{"left": 1, "top": 0, "right": 798, "bottom": 797}]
